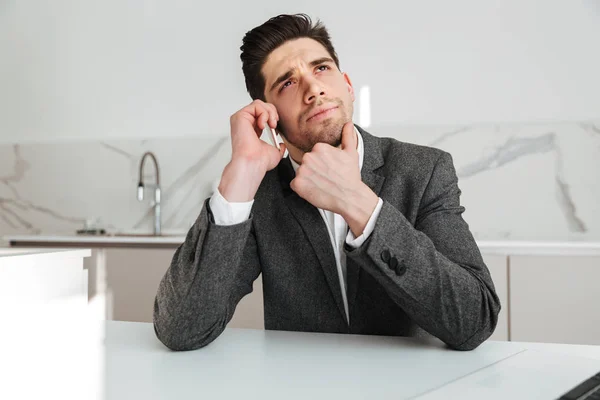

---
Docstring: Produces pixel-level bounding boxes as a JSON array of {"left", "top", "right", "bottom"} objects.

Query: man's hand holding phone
[{"left": 218, "top": 100, "right": 287, "bottom": 202}]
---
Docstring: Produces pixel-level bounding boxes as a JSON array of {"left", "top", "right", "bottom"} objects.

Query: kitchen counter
[
  {"left": 4, "top": 234, "right": 600, "bottom": 254},
  {"left": 4, "top": 234, "right": 187, "bottom": 249},
  {"left": 0, "top": 247, "right": 92, "bottom": 260},
  {"left": 475, "top": 240, "right": 600, "bottom": 256}
]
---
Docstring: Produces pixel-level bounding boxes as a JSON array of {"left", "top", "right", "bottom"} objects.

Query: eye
[
  {"left": 316, "top": 65, "right": 330, "bottom": 72},
  {"left": 280, "top": 80, "right": 292, "bottom": 92}
]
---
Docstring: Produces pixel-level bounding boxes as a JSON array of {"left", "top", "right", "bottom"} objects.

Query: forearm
[
  {"left": 153, "top": 199, "right": 258, "bottom": 351},
  {"left": 345, "top": 202, "right": 500, "bottom": 350},
  {"left": 219, "top": 159, "right": 266, "bottom": 202},
  {"left": 340, "top": 182, "right": 380, "bottom": 238}
]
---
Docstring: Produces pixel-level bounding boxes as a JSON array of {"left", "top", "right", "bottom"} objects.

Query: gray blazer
[{"left": 153, "top": 125, "right": 501, "bottom": 351}]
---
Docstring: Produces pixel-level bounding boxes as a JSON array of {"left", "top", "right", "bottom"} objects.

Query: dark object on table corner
[{"left": 559, "top": 370, "right": 600, "bottom": 399}]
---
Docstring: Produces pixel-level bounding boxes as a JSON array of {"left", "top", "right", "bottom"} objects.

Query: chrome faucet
[{"left": 137, "top": 151, "right": 161, "bottom": 235}]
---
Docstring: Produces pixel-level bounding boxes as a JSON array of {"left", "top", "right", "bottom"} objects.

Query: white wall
[{"left": 1, "top": 1, "right": 599, "bottom": 144}]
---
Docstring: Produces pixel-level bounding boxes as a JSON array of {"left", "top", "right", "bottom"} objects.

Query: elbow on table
[
  {"left": 448, "top": 332, "right": 489, "bottom": 351},
  {"left": 153, "top": 318, "right": 223, "bottom": 351},
  {"left": 447, "top": 300, "right": 501, "bottom": 351},
  {"left": 153, "top": 323, "right": 197, "bottom": 351},
  {"left": 152, "top": 303, "right": 224, "bottom": 351}
]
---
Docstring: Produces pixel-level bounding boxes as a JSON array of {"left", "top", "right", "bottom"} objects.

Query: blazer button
[
  {"left": 389, "top": 257, "right": 399, "bottom": 270},
  {"left": 381, "top": 249, "right": 391, "bottom": 263},
  {"left": 395, "top": 263, "right": 407, "bottom": 276}
]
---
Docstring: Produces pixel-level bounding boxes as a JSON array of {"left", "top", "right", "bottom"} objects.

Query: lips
[{"left": 306, "top": 105, "right": 338, "bottom": 122}]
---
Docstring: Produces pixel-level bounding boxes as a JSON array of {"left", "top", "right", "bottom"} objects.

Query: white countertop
[
  {"left": 4, "top": 234, "right": 600, "bottom": 254},
  {"left": 0, "top": 247, "right": 91, "bottom": 260},
  {"left": 476, "top": 240, "right": 600, "bottom": 256},
  {"left": 5, "top": 234, "right": 186, "bottom": 245},
  {"left": 3, "top": 234, "right": 187, "bottom": 248},
  {"left": 3, "top": 320, "right": 599, "bottom": 400}
]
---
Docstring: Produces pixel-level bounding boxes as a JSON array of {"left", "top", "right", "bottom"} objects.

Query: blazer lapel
[
  {"left": 276, "top": 125, "right": 386, "bottom": 325},
  {"left": 278, "top": 157, "right": 348, "bottom": 324},
  {"left": 346, "top": 126, "right": 386, "bottom": 318}
]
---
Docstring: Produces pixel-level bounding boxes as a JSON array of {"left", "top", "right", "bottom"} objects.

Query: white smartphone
[{"left": 269, "top": 127, "right": 281, "bottom": 150}]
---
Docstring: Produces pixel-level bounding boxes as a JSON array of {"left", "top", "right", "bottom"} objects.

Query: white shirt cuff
[
  {"left": 208, "top": 188, "right": 254, "bottom": 226},
  {"left": 345, "top": 198, "right": 384, "bottom": 248}
]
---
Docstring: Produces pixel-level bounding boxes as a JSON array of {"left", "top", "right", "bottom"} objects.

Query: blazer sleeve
[
  {"left": 153, "top": 198, "right": 261, "bottom": 351},
  {"left": 344, "top": 151, "right": 501, "bottom": 350}
]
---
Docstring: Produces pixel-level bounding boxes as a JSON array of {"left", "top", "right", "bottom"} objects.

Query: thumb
[
  {"left": 341, "top": 122, "right": 357, "bottom": 153},
  {"left": 279, "top": 142, "right": 287, "bottom": 158}
]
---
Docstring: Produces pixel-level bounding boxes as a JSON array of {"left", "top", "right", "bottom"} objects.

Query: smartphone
[{"left": 269, "top": 127, "right": 281, "bottom": 150}]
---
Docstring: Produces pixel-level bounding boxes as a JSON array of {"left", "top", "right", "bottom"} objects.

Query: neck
[{"left": 286, "top": 146, "right": 304, "bottom": 165}]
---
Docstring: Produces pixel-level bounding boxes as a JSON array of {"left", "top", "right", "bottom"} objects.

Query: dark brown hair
[{"left": 240, "top": 14, "right": 340, "bottom": 101}]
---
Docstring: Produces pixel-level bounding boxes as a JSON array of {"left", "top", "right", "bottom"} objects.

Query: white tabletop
[
  {"left": 103, "top": 322, "right": 525, "bottom": 400},
  {"left": 5, "top": 320, "right": 599, "bottom": 400}
]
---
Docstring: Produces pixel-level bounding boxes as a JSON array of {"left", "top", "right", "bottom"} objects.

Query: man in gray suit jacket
[{"left": 153, "top": 14, "right": 500, "bottom": 351}]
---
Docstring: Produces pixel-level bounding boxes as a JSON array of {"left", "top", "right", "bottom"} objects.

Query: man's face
[{"left": 262, "top": 38, "right": 355, "bottom": 157}]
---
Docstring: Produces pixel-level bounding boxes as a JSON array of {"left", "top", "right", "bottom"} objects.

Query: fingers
[
  {"left": 231, "top": 100, "right": 280, "bottom": 139},
  {"left": 263, "top": 140, "right": 287, "bottom": 172},
  {"left": 249, "top": 100, "right": 279, "bottom": 131},
  {"left": 341, "top": 122, "right": 358, "bottom": 152}
]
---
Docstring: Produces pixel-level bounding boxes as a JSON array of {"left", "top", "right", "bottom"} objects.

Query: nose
[{"left": 303, "top": 78, "right": 326, "bottom": 104}]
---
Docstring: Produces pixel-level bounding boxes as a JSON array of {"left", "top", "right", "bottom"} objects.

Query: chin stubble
[{"left": 282, "top": 98, "right": 351, "bottom": 153}]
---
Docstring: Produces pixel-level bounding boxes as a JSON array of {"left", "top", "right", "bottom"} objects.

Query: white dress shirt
[{"left": 209, "top": 127, "right": 384, "bottom": 323}]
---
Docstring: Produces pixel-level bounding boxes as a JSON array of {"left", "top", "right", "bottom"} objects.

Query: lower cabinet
[
  {"left": 85, "top": 248, "right": 176, "bottom": 323},
  {"left": 82, "top": 247, "right": 600, "bottom": 346},
  {"left": 509, "top": 255, "right": 600, "bottom": 345},
  {"left": 84, "top": 249, "right": 511, "bottom": 338},
  {"left": 105, "top": 248, "right": 176, "bottom": 322},
  {"left": 229, "top": 276, "right": 264, "bottom": 329},
  {"left": 85, "top": 247, "right": 265, "bottom": 326},
  {"left": 482, "top": 254, "right": 509, "bottom": 341}
]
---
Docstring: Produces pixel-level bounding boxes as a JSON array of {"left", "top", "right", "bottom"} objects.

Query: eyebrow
[{"left": 268, "top": 57, "right": 335, "bottom": 93}]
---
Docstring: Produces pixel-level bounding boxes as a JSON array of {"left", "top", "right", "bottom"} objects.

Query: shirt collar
[{"left": 289, "top": 125, "right": 364, "bottom": 173}]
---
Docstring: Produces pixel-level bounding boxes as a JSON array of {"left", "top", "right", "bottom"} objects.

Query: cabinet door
[
  {"left": 104, "top": 248, "right": 175, "bottom": 323},
  {"left": 0, "top": 250, "right": 88, "bottom": 320},
  {"left": 509, "top": 255, "right": 600, "bottom": 345},
  {"left": 93, "top": 248, "right": 264, "bottom": 326},
  {"left": 229, "top": 275, "right": 264, "bottom": 329},
  {"left": 96, "top": 248, "right": 510, "bottom": 337},
  {"left": 482, "top": 254, "right": 509, "bottom": 341}
]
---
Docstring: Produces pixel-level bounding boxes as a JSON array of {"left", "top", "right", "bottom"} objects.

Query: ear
[{"left": 343, "top": 72, "right": 355, "bottom": 102}]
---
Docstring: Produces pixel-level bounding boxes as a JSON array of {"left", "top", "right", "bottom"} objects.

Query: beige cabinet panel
[
  {"left": 84, "top": 248, "right": 510, "bottom": 341},
  {"left": 229, "top": 276, "right": 264, "bottom": 329},
  {"left": 482, "top": 254, "right": 509, "bottom": 341},
  {"left": 509, "top": 255, "right": 600, "bottom": 345},
  {"left": 104, "top": 248, "right": 175, "bottom": 323},
  {"left": 84, "top": 247, "right": 264, "bottom": 326}
]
